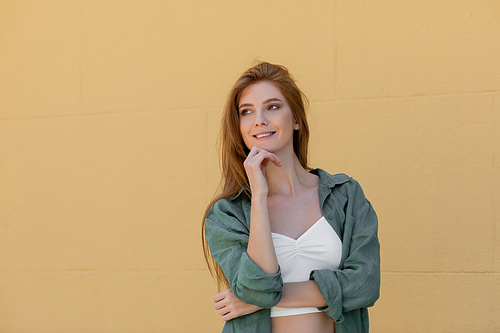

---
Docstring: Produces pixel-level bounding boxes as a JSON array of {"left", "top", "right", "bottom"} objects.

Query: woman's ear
[{"left": 293, "top": 120, "right": 300, "bottom": 130}]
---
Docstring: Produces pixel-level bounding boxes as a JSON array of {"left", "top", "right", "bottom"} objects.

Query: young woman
[{"left": 202, "top": 62, "right": 380, "bottom": 333}]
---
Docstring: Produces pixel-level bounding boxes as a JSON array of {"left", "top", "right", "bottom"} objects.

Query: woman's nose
[{"left": 254, "top": 111, "right": 268, "bottom": 126}]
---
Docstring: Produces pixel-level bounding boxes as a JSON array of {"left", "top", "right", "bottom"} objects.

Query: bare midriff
[{"left": 271, "top": 312, "right": 334, "bottom": 333}]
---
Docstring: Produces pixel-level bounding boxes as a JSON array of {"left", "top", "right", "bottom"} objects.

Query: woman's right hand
[
  {"left": 213, "top": 289, "right": 261, "bottom": 321},
  {"left": 243, "top": 146, "right": 281, "bottom": 196}
]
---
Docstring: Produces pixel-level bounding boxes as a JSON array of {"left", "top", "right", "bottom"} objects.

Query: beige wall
[{"left": 1, "top": 1, "right": 499, "bottom": 332}]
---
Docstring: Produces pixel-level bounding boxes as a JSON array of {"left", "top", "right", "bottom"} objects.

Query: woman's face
[{"left": 238, "top": 81, "right": 299, "bottom": 154}]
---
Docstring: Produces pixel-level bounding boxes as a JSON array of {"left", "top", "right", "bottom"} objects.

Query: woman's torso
[
  {"left": 267, "top": 176, "right": 336, "bottom": 333},
  {"left": 271, "top": 313, "right": 334, "bottom": 333}
]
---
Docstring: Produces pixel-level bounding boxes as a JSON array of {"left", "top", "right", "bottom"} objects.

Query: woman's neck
[{"left": 264, "top": 150, "right": 313, "bottom": 196}]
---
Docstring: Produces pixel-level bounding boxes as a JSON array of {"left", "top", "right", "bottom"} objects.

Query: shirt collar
[
  {"left": 310, "top": 168, "right": 352, "bottom": 188},
  {"left": 232, "top": 168, "right": 351, "bottom": 199}
]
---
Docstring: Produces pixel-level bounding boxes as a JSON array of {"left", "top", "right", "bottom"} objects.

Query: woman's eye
[
  {"left": 268, "top": 104, "right": 279, "bottom": 110},
  {"left": 241, "top": 109, "right": 251, "bottom": 116}
]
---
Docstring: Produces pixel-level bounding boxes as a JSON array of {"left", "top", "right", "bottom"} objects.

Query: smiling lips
[{"left": 254, "top": 132, "right": 276, "bottom": 139}]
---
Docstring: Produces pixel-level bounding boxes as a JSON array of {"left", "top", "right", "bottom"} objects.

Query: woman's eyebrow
[
  {"left": 263, "top": 98, "right": 283, "bottom": 104},
  {"left": 238, "top": 98, "right": 283, "bottom": 110},
  {"left": 238, "top": 103, "right": 253, "bottom": 110}
]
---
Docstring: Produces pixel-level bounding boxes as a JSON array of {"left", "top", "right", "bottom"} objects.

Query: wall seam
[
  {"left": 1, "top": 270, "right": 494, "bottom": 275},
  {"left": 80, "top": 272, "right": 85, "bottom": 333},
  {"left": 79, "top": 0, "right": 83, "bottom": 115},
  {"left": 333, "top": 0, "right": 338, "bottom": 101},
  {"left": 381, "top": 272, "right": 498, "bottom": 275},
  {"left": 0, "top": 107, "right": 218, "bottom": 122},
  {"left": 2, "top": 89, "right": 499, "bottom": 121},
  {"left": 335, "top": 90, "right": 500, "bottom": 101},
  {"left": 205, "top": 109, "right": 210, "bottom": 206},
  {"left": 0, "top": 270, "right": 209, "bottom": 274},
  {"left": 493, "top": 94, "right": 498, "bottom": 276},
  {"left": 79, "top": 2, "right": 85, "bottom": 331},
  {"left": 492, "top": 94, "right": 499, "bottom": 332}
]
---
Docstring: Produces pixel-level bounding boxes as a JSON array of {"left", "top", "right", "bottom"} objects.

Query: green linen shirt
[{"left": 205, "top": 168, "right": 380, "bottom": 333}]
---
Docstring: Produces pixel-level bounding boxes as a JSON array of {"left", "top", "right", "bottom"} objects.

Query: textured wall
[{"left": 0, "top": 1, "right": 499, "bottom": 332}]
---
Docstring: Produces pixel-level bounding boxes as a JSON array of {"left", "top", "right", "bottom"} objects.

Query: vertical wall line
[
  {"left": 333, "top": 0, "right": 338, "bottom": 101},
  {"left": 79, "top": 0, "right": 83, "bottom": 114},
  {"left": 79, "top": 2, "right": 85, "bottom": 331},
  {"left": 205, "top": 109, "right": 210, "bottom": 206},
  {"left": 493, "top": 95, "right": 499, "bottom": 275},
  {"left": 493, "top": 94, "right": 500, "bottom": 330}
]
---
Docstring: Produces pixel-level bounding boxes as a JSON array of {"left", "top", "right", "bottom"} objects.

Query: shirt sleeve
[
  {"left": 309, "top": 182, "right": 380, "bottom": 323},
  {"left": 205, "top": 199, "right": 283, "bottom": 308}
]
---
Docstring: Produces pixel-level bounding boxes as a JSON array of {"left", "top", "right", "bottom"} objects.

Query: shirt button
[{"left": 328, "top": 214, "right": 334, "bottom": 220}]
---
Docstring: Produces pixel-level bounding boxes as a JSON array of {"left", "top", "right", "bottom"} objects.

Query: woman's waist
[
  {"left": 271, "top": 306, "right": 320, "bottom": 317},
  {"left": 271, "top": 311, "right": 334, "bottom": 333}
]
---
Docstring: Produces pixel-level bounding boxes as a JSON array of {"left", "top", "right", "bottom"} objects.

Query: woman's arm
[
  {"left": 246, "top": 194, "right": 278, "bottom": 274},
  {"left": 206, "top": 147, "right": 284, "bottom": 312},
  {"left": 211, "top": 147, "right": 285, "bottom": 321},
  {"left": 244, "top": 146, "right": 281, "bottom": 274},
  {"left": 213, "top": 280, "right": 327, "bottom": 321},
  {"left": 207, "top": 205, "right": 284, "bottom": 309},
  {"left": 309, "top": 180, "right": 380, "bottom": 323}
]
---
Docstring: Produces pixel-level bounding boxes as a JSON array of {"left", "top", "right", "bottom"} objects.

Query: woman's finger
[
  {"left": 213, "top": 292, "right": 225, "bottom": 303},
  {"left": 213, "top": 288, "right": 233, "bottom": 302},
  {"left": 218, "top": 306, "right": 230, "bottom": 316},
  {"left": 268, "top": 154, "right": 282, "bottom": 167},
  {"left": 222, "top": 312, "right": 234, "bottom": 321},
  {"left": 246, "top": 146, "right": 264, "bottom": 158},
  {"left": 246, "top": 147, "right": 281, "bottom": 166},
  {"left": 214, "top": 299, "right": 225, "bottom": 310}
]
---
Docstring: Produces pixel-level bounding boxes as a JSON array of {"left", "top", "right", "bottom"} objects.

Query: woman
[{"left": 202, "top": 62, "right": 380, "bottom": 333}]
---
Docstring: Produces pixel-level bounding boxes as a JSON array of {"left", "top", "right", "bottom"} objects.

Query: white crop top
[{"left": 270, "top": 216, "right": 342, "bottom": 317}]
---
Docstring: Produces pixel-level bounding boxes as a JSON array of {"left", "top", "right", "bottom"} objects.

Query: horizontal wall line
[
  {"left": 0, "top": 269, "right": 210, "bottom": 274},
  {"left": 381, "top": 271, "right": 497, "bottom": 275},
  {"left": 0, "top": 270, "right": 496, "bottom": 275},
  {"left": 0, "top": 107, "right": 220, "bottom": 122},
  {"left": 310, "top": 89, "right": 500, "bottom": 104},
  {"left": 2, "top": 90, "right": 499, "bottom": 122}
]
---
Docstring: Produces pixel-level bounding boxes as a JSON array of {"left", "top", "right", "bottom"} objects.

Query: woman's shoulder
[
  {"left": 311, "top": 168, "right": 354, "bottom": 186},
  {"left": 312, "top": 168, "right": 369, "bottom": 202},
  {"left": 206, "top": 193, "right": 250, "bottom": 226}
]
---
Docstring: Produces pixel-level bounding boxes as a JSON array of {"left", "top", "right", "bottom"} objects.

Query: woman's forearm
[
  {"left": 246, "top": 194, "right": 279, "bottom": 274},
  {"left": 276, "top": 281, "right": 328, "bottom": 308}
]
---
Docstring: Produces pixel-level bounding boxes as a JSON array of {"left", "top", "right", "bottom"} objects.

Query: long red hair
[{"left": 202, "top": 61, "right": 311, "bottom": 290}]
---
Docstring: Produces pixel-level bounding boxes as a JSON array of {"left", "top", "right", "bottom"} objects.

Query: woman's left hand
[{"left": 213, "top": 289, "right": 261, "bottom": 321}]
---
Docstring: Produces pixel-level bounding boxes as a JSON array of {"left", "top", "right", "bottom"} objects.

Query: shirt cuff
[
  {"left": 233, "top": 253, "right": 283, "bottom": 307},
  {"left": 309, "top": 269, "right": 344, "bottom": 323}
]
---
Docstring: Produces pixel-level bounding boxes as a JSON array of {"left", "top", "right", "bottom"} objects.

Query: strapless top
[{"left": 270, "top": 216, "right": 342, "bottom": 317}]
